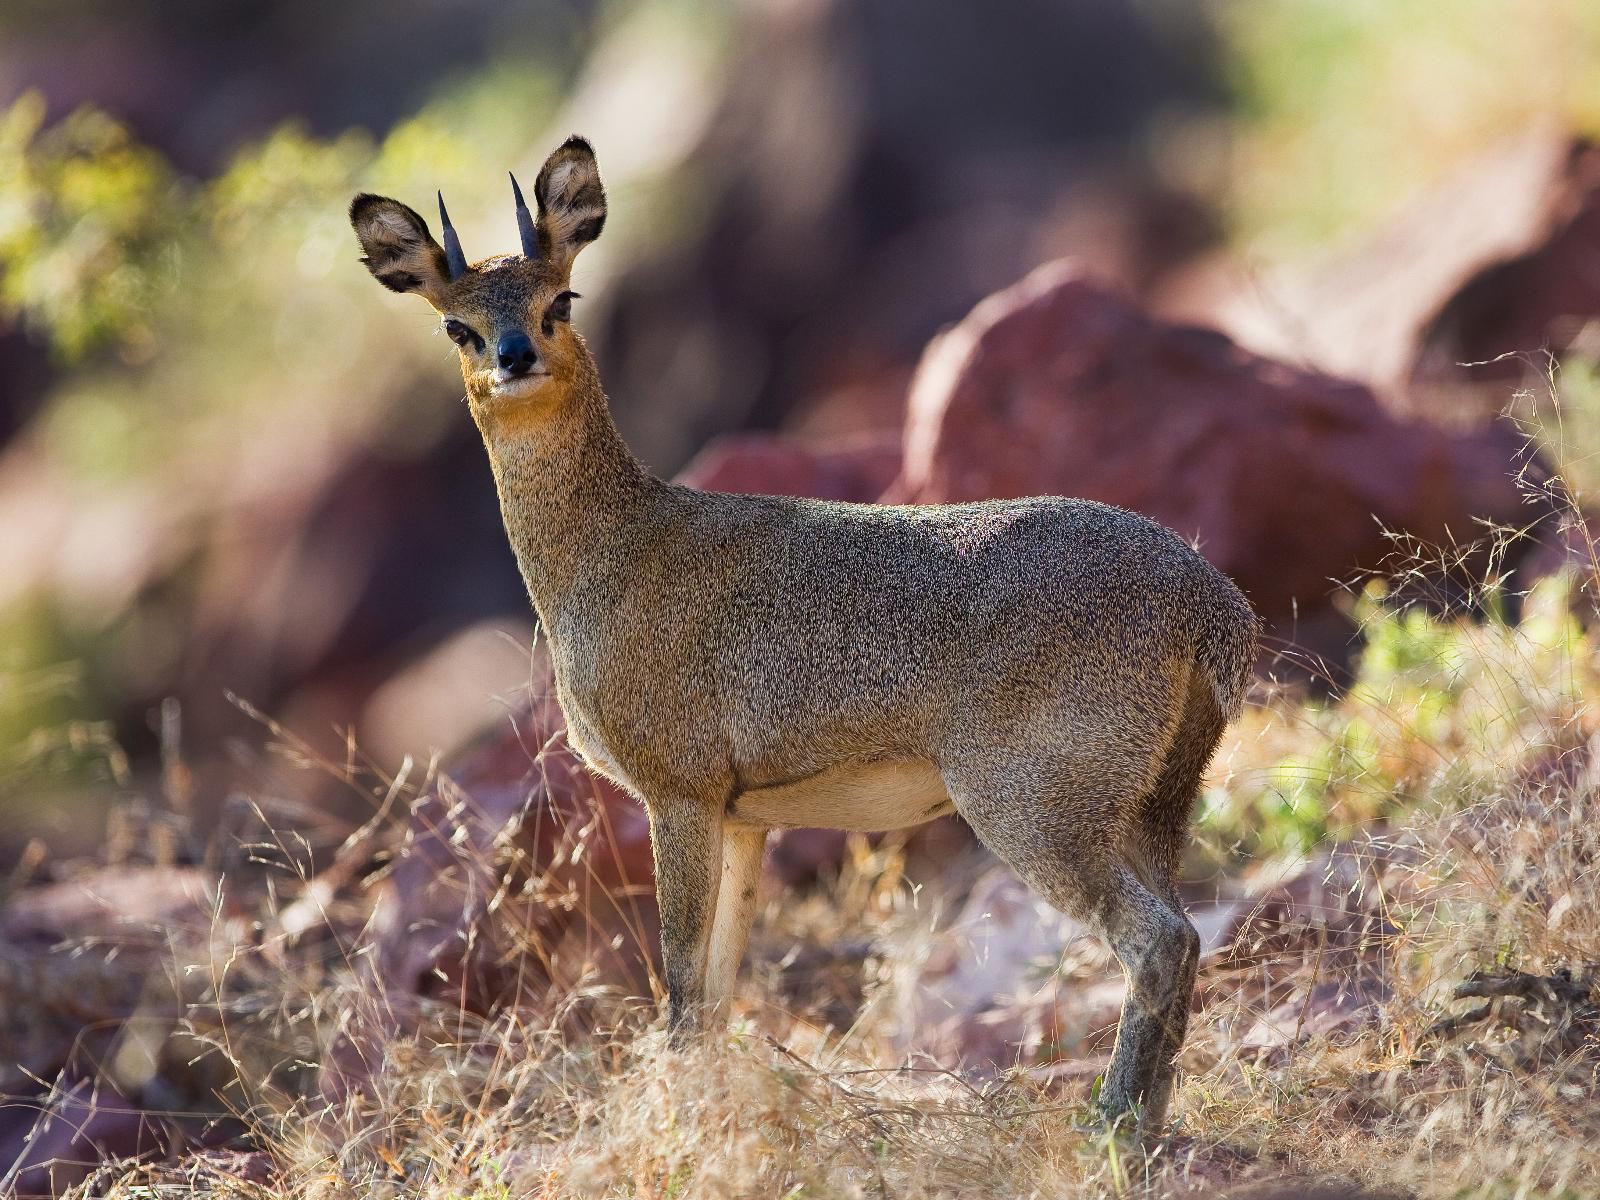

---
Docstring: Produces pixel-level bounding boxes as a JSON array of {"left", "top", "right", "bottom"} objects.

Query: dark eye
[
  {"left": 443, "top": 319, "right": 482, "bottom": 351},
  {"left": 541, "top": 291, "right": 578, "bottom": 336}
]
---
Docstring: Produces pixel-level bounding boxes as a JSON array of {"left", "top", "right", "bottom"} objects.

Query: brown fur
[{"left": 350, "top": 136, "right": 1260, "bottom": 1141}]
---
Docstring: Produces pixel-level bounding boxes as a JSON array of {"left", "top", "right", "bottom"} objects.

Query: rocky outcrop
[
  {"left": 676, "top": 432, "right": 902, "bottom": 504},
  {"left": 0, "top": 868, "right": 230, "bottom": 1196},
  {"left": 886, "top": 264, "right": 1538, "bottom": 664},
  {"left": 1160, "top": 131, "right": 1600, "bottom": 425},
  {"left": 1411, "top": 137, "right": 1600, "bottom": 401}
]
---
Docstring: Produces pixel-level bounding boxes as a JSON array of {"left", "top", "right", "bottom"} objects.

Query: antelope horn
[
  {"left": 510, "top": 172, "right": 539, "bottom": 259},
  {"left": 437, "top": 191, "right": 468, "bottom": 279}
]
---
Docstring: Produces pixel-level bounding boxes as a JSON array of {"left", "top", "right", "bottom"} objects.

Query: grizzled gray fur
[{"left": 351, "top": 135, "right": 1260, "bottom": 1142}]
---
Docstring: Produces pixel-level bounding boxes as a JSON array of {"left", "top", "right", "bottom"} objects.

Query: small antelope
[{"left": 351, "top": 137, "right": 1257, "bottom": 1137}]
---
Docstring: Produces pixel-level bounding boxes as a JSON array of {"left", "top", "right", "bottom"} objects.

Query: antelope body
[{"left": 351, "top": 137, "right": 1259, "bottom": 1138}]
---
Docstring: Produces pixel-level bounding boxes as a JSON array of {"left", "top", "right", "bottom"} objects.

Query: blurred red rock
[
  {"left": 325, "top": 677, "right": 659, "bottom": 1102},
  {"left": 1, "top": 865, "right": 217, "bottom": 946},
  {"left": 893, "top": 868, "right": 1123, "bottom": 1071},
  {"left": 366, "top": 686, "right": 658, "bottom": 1011},
  {"left": 1, "top": 867, "right": 223, "bottom": 1093},
  {"left": 1159, "top": 131, "right": 1600, "bottom": 424},
  {"left": 0, "top": 867, "right": 239, "bottom": 1195},
  {"left": 1412, "top": 137, "right": 1600, "bottom": 405},
  {"left": 2, "top": 1079, "right": 172, "bottom": 1199},
  {"left": 887, "top": 262, "right": 1536, "bottom": 658},
  {"left": 676, "top": 432, "right": 902, "bottom": 503},
  {"left": 1206, "top": 845, "right": 1402, "bottom": 971},
  {"left": 898, "top": 846, "right": 1399, "bottom": 1073}
]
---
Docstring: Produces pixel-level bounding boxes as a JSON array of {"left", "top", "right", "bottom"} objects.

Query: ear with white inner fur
[
  {"left": 349, "top": 194, "right": 453, "bottom": 304},
  {"left": 534, "top": 136, "right": 607, "bottom": 274}
]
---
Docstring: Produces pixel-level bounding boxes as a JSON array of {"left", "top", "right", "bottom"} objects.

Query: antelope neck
[{"left": 476, "top": 355, "right": 661, "bottom": 624}]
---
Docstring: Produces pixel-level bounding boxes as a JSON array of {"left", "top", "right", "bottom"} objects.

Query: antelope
[{"left": 349, "top": 136, "right": 1258, "bottom": 1139}]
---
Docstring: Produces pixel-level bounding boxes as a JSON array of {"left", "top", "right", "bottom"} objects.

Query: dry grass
[{"left": 57, "top": 683, "right": 1599, "bottom": 1199}]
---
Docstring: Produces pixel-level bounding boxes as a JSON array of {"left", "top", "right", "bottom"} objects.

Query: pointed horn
[
  {"left": 510, "top": 172, "right": 539, "bottom": 259},
  {"left": 437, "top": 191, "right": 468, "bottom": 279}
]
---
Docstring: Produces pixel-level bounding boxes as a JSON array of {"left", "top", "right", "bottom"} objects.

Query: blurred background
[{"left": 2, "top": 0, "right": 1599, "bottom": 862}]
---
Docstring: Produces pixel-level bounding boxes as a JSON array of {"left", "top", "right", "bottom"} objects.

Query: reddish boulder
[
  {"left": 2, "top": 1078, "right": 172, "bottom": 1198},
  {"left": 364, "top": 689, "right": 657, "bottom": 1011},
  {"left": 676, "top": 431, "right": 902, "bottom": 503},
  {"left": 0, "top": 867, "right": 253, "bottom": 1195},
  {"left": 1159, "top": 131, "right": 1600, "bottom": 425},
  {"left": 326, "top": 678, "right": 659, "bottom": 1101},
  {"left": 1207, "top": 845, "right": 1402, "bottom": 973},
  {"left": 894, "top": 846, "right": 1400, "bottom": 1074},
  {"left": 1412, "top": 137, "right": 1600, "bottom": 399},
  {"left": 1, "top": 867, "right": 223, "bottom": 1095},
  {"left": 892, "top": 867, "right": 1123, "bottom": 1071},
  {"left": 887, "top": 262, "right": 1535, "bottom": 650}
]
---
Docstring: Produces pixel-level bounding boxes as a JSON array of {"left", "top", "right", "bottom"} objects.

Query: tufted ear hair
[
  {"left": 533, "top": 136, "right": 607, "bottom": 274},
  {"left": 349, "top": 194, "right": 454, "bottom": 304}
]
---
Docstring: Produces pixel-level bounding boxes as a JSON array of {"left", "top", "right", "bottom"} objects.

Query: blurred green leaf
[{"left": 0, "top": 92, "right": 188, "bottom": 361}]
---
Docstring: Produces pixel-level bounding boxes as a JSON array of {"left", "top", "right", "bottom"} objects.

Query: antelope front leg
[
  {"left": 647, "top": 799, "right": 724, "bottom": 1041},
  {"left": 704, "top": 825, "right": 768, "bottom": 1021}
]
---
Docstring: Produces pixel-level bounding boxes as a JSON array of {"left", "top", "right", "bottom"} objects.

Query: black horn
[
  {"left": 510, "top": 172, "right": 538, "bottom": 259},
  {"left": 437, "top": 191, "right": 468, "bottom": 279}
]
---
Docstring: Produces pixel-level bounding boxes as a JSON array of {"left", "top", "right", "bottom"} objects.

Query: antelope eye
[
  {"left": 542, "top": 291, "right": 578, "bottom": 335},
  {"left": 443, "top": 319, "right": 481, "bottom": 350}
]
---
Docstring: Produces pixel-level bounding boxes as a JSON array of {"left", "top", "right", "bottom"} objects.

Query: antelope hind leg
[
  {"left": 942, "top": 754, "right": 1197, "bottom": 1141},
  {"left": 1094, "top": 865, "right": 1200, "bottom": 1139}
]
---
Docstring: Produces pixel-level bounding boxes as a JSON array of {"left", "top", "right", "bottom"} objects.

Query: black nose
[{"left": 497, "top": 330, "right": 538, "bottom": 375}]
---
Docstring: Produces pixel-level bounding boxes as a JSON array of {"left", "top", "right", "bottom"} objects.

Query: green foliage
[
  {"left": 1201, "top": 573, "right": 1593, "bottom": 862},
  {"left": 0, "top": 67, "right": 571, "bottom": 757},
  {"left": 0, "top": 92, "right": 187, "bottom": 360},
  {"left": 0, "top": 646, "right": 128, "bottom": 826},
  {"left": 1, "top": 51, "right": 584, "bottom": 481}
]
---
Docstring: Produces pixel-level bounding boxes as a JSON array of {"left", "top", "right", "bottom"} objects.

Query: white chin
[{"left": 488, "top": 374, "right": 548, "bottom": 399}]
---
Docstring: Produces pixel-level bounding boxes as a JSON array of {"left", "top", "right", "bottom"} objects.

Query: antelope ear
[
  {"left": 349, "top": 194, "right": 452, "bottom": 303},
  {"left": 534, "top": 136, "right": 607, "bottom": 273}
]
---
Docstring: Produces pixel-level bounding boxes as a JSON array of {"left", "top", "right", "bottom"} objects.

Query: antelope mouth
[{"left": 487, "top": 371, "right": 552, "bottom": 399}]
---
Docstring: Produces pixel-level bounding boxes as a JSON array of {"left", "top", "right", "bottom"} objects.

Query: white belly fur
[{"left": 729, "top": 758, "right": 954, "bottom": 832}]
